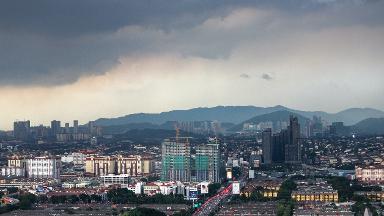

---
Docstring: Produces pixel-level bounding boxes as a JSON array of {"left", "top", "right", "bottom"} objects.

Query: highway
[
  {"left": 193, "top": 167, "right": 248, "bottom": 216},
  {"left": 192, "top": 184, "right": 232, "bottom": 216}
]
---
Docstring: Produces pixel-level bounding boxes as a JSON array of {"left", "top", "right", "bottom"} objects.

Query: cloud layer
[{"left": 0, "top": 0, "right": 383, "bottom": 129}]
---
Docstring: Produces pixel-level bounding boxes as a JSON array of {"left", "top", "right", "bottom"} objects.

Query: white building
[
  {"left": 61, "top": 152, "right": 86, "bottom": 165},
  {"left": 356, "top": 165, "right": 384, "bottom": 184},
  {"left": 26, "top": 156, "right": 61, "bottom": 179},
  {"left": 101, "top": 174, "right": 130, "bottom": 187},
  {"left": 0, "top": 166, "right": 25, "bottom": 177}
]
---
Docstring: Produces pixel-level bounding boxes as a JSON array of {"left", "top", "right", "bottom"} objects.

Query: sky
[{"left": 0, "top": 0, "right": 384, "bottom": 130}]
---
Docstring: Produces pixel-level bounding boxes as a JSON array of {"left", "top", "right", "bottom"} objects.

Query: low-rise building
[
  {"left": 85, "top": 156, "right": 116, "bottom": 176},
  {"left": 291, "top": 180, "right": 338, "bottom": 203},
  {"left": 0, "top": 166, "right": 25, "bottom": 177},
  {"left": 101, "top": 174, "right": 130, "bottom": 187},
  {"left": 355, "top": 165, "right": 384, "bottom": 184}
]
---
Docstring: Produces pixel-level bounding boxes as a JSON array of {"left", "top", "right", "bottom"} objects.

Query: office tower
[
  {"left": 285, "top": 116, "right": 301, "bottom": 163},
  {"left": 73, "top": 120, "right": 79, "bottom": 134},
  {"left": 262, "top": 129, "right": 272, "bottom": 164},
  {"left": 195, "top": 141, "right": 221, "bottom": 183},
  {"left": 13, "top": 120, "right": 31, "bottom": 141},
  {"left": 161, "top": 138, "right": 191, "bottom": 182},
  {"left": 51, "top": 120, "right": 61, "bottom": 137},
  {"left": 64, "top": 123, "right": 70, "bottom": 133},
  {"left": 26, "top": 156, "right": 61, "bottom": 179},
  {"left": 272, "top": 130, "right": 287, "bottom": 163}
]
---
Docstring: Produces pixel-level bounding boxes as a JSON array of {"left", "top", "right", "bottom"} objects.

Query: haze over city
[{"left": 1, "top": 0, "right": 384, "bottom": 130}]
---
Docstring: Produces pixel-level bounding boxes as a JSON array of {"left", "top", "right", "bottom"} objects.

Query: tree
[
  {"left": 18, "top": 193, "right": 37, "bottom": 210},
  {"left": 122, "top": 207, "right": 166, "bottom": 216},
  {"left": 37, "top": 195, "right": 48, "bottom": 203},
  {"left": 208, "top": 183, "right": 221, "bottom": 196},
  {"left": 79, "top": 194, "right": 91, "bottom": 203},
  {"left": 7, "top": 187, "right": 18, "bottom": 194},
  {"left": 68, "top": 195, "right": 80, "bottom": 204},
  {"left": 90, "top": 194, "right": 102, "bottom": 202},
  {"left": 327, "top": 177, "right": 352, "bottom": 201},
  {"left": 278, "top": 179, "right": 297, "bottom": 200},
  {"left": 107, "top": 188, "right": 136, "bottom": 204},
  {"left": 232, "top": 167, "right": 241, "bottom": 180},
  {"left": 50, "top": 195, "right": 67, "bottom": 204}
]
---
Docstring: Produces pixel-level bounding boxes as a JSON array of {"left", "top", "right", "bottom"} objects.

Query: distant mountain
[
  {"left": 351, "top": 118, "right": 384, "bottom": 135},
  {"left": 328, "top": 108, "right": 384, "bottom": 125},
  {"left": 229, "top": 110, "right": 310, "bottom": 132},
  {"left": 95, "top": 106, "right": 286, "bottom": 126},
  {"left": 94, "top": 105, "right": 384, "bottom": 127}
]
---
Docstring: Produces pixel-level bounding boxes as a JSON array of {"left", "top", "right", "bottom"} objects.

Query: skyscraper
[
  {"left": 64, "top": 123, "right": 70, "bottom": 133},
  {"left": 51, "top": 120, "right": 61, "bottom": 137},
  {"left": 73, "top": 120, "right": 79, "bottom": 134},
  {"left": 13, "top": 120, "right": 31, "bottom": 141},
  {"left": 285, "top": 116, "right": 301, "bottom": 163},
  {"left": 195, "top": 141, "right": 221, "bottom": 183},
  {"left": 161, "top": 138, "right": 191, "bottom": 182},
  {"left": 262, "top": 129, "right": 272, "bottom": 164},
  {"left": 272, "top": 130, "right": 287, "bottom": 163}
]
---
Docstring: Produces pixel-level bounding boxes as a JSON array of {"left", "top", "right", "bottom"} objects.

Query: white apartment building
[{"left": 26, "top": 156, "right": 61, "bottom": 179}]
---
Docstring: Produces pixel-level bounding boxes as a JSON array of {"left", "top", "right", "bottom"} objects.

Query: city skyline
[
  {"left": 2, "top": 104, "right": 384, "bottom": 131},
  {"left": 1, "top": 0, "right": 384, "bottom": 130}
]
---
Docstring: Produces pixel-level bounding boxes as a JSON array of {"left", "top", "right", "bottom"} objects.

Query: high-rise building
[
  {"left": 51, "top": 120, "right": 61, "bottom": 137},
  {"left": 13, "top": 120, "right": 31, "bottom": 141},
  {"left": 272, "top": 130, "right": 287, "bottom": 163},
  {"left": 195, "top": 141, "right": 221, "bottom": 183},
  {"left": 285, "top": 116, "right": 301, "bottom": 163},
  {"left": 161, "top": 138, "right": 191, "bottom": 182},
  {"left": 73, "top": 120, "right": 79, "bottom": 134},
  {"left": 64, "top": 123, "right": 70, "bottom": 133},
  {"left": 262, "top": 129, "right": 272, "bottom": 164},
  {"left": 262, "top": 116, "right": 301, "bottom": 164},
  {"left": 330, "top": 122, "right": 350, "bottom": 137}
]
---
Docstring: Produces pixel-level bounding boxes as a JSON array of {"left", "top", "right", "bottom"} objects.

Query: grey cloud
[
  {"left": 261, "top": 73, "right": 273, "bottom": 81},
  {"left": 0, "top": 0, "right": 383, "bottom": 86},
  {"left": 240, "top": 73, "right": 251, "bottom": 79}
]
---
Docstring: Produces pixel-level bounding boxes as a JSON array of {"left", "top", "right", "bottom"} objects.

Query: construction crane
[{"left": 174, "top": 123, "right": 180, "bottom": 143}]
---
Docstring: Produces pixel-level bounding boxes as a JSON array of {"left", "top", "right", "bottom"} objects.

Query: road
[
  {"left": 192, "top": 184, "right": 232, "bottom": 216},
  {"left": 193, "top": 168, "right": 249, "bottom": 216}
]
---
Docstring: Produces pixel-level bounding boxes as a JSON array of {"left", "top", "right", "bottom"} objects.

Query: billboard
[
  {"left": 226, "top": 168, "right": 232, "bottom": 180},
  {"left": 249, "top": 170, "right": 255, "bottom": 179},
  {"left": 188, "top": 187, "right": 198, "bottom": 200},
  {"left": 201, "top": 182, "right": 209, "bottom": 194},
  {"left": 232, "top": 181, "right": 240, "bottom": 195}
]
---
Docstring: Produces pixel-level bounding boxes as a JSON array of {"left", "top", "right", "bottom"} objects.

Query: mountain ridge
[{"left": 94, "top": 105, "right": 384, "bottom": 127}]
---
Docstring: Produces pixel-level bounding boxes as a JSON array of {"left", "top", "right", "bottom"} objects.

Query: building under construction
[
  {"left": 195, "top": 141, "right": 221, "bottom": 183},
  {"left": 161, "top": 137, "right": 191, "bottom": 182}
]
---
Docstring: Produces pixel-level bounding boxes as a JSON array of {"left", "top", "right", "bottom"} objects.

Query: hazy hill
[
  {"left": 351, "top": 118, "right": 384, "bottom": 135},
  {"left": 229, "top": 110, "right": 310, "bottom": 132},
  {"left": 94, "top": 105, "right": 384, "bottom": 127}
]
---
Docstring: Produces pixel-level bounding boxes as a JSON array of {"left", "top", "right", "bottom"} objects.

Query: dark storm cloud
[{"left": 0, "top": 0, "right": 383, "bottom": 86}]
